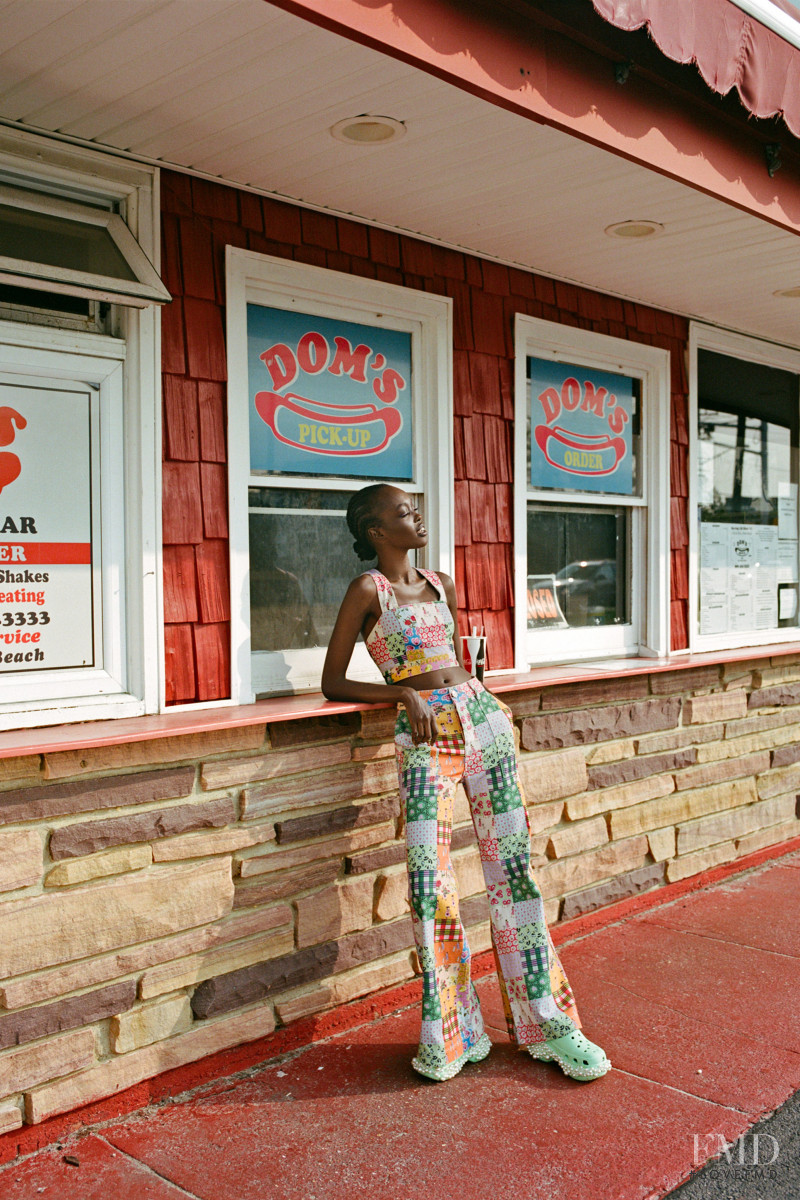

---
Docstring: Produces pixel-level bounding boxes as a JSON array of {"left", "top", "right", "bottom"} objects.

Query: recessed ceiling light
[
  {"left": 330, "top": 115, "right": 406, "bottom": 145},
  {"left": 774, "top": 286, "right": 800, "bottom": 298},
  {"left": 605, "top": 219, "right": 665, "bottom": 239}
]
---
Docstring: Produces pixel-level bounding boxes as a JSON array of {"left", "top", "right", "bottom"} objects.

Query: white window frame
[
  {"left": 689, "top": 321, "right": 800, "bottom": 653},
  {"left": 514, "top": 315, "right": 670, "bottom": 669},
  {"left": 0, "top": 130, "right": 162, "bottom": 729},
  {"left": 226, "top": 247, "right": 453, "bottom": 701},
  {"left": 0, "top": 183, "right": 170, "bottom": 307}
]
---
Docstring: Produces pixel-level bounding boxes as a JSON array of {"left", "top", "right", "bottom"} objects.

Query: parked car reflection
[{"left": 554, "top": 559, "right": 618, "bottom": 625}]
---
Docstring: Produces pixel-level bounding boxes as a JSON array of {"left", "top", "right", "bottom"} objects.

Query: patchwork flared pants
[{"left": 395, "top": 677, "right": 581, "bottom": 1077}]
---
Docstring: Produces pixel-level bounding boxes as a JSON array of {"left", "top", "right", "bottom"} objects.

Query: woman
[{"left": 322, "top": 483, "right": 610, "bottom": 1083}]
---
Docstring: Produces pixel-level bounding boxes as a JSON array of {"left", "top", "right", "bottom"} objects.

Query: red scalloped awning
[{"left": 592, "top": 0, "right": 800, "bottom": 136}]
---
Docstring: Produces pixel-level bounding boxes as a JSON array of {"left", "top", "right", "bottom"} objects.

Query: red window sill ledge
[{"left": 3, "top": 641, "right": 799, "bottom": 762}]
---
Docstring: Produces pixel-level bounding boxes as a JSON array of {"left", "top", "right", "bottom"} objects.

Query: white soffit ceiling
[{"left": 1, "top": 0, "right": 800, "bottom": 346}]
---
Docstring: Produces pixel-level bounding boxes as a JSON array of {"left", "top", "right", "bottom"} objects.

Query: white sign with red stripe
[{"left": 0, "top": 385, "right": 94, "bottom": 672}]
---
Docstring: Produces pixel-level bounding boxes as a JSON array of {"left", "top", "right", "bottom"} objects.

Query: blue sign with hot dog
[
  {"left": 248, "top": 304, "right": 413, "bottom": 479},
  {"left": 529, "top": 357, "right": 634, "bottom": 495}
]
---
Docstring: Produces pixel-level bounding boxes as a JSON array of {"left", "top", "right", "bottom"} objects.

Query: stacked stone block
[{"left": 1, "top": 655, "right": 800, "bottom": 1130}]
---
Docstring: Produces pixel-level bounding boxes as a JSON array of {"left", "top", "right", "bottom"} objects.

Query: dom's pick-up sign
[
  {"left": 529, "top": 357, "right": 634, "bottom": 495},
  {"left": 248, "top": 305, "right": 413, "bottom": 479}
]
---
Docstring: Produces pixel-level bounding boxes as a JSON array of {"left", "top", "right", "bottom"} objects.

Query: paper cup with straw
[{"left": 461, "top": 624, "right": 486, "bottom": 681}]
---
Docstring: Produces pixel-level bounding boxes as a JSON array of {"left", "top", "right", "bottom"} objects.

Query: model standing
[{"left": 321, "top": 483, "right": 610, "bottom": 1082}]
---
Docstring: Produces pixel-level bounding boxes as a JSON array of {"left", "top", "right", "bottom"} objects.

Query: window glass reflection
[
  {"left": 527, "top": 504, "right": 629, "bottom": 628},
  {"left": 0, "top": 204, "right": 136, "bottom": 280},
  {"left": 697, "top": 349, "right": 799, "bottom": 634},
  {"left": 249, "top": 489, "right": 356, "bottom": 651},
  {"left": 248, "top": 487, "right": 418, "bottom": 651}
]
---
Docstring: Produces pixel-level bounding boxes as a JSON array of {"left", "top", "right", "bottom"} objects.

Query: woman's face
[{"left": 371, "top": 487, "right": 427, "bottom": 552}]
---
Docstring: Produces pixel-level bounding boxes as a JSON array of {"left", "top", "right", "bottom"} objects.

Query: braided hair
[{"left": 346, "top": 484, "right": 389, "bottom": 561}]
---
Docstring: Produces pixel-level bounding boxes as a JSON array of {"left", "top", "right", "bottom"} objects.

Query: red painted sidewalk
[{"left": 3, "top": 848, "right": 800, "bottom": 1200}]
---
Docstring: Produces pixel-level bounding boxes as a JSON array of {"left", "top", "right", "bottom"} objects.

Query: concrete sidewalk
[{"left": 3, "top": 847, "right": 800, "bottom": 1200}]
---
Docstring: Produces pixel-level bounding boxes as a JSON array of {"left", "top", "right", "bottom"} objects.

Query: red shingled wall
[{"left": 160, "top": 170, "right": 690, "bottom": 703}]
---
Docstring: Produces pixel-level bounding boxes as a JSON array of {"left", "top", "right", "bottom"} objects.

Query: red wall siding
[
  {"left": 161, "top": 175, "right": 231, "bottom": 704},
  {"left": 160, "top": 170, "right": 689, "bottom": 702}
]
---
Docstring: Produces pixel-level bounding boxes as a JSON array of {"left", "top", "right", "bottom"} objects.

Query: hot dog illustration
[
  {"left": 0, "top": 407, "right": 26, "bottom": 496},
  {"left": 254, "top": 391, "right": 403, "bottom": 456},
  {"left": 533, "top": 424, "right": 626, "bottom": 477}
]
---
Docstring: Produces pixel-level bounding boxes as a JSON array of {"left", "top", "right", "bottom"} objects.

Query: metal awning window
[{"left": 0, "top": 184, "right": 170, "bottom": 308}]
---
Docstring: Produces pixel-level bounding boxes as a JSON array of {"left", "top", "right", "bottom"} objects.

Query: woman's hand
[{"left": 401, "top": 687, "right": 439, "bottom": 745}]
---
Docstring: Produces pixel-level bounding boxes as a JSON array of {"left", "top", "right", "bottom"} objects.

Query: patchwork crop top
[{"left": 364, "top": 568, "right": 461, "bottom": 683}]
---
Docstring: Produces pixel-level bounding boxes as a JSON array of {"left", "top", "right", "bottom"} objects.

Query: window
[
  {"left": 0, "top": 131, "right": 163, "bottom": 730},
  {"left": 0, "top": 183, "right": 170, "bottom": 307},
  {"left": 689, "top": 324, "right": 800, "bottom": 650},
  {"left": 0, "top": 335, "right": 121, "bottom": 705},
  {"left": 0, "top": 283, "right": 108, "bottom": 334},
  {"left": 226, "top": 248, "right": 453, "bottom": 699},
  {"left": 514, "top": 316, "right": 670, "bottom": 667}
]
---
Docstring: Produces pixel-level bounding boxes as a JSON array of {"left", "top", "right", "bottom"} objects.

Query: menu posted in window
[
  {"left": 778, "top": 482, "right": 798, "bottom": 540},
  {"left": 699, "top": 522, "right": 792, "bottom": 636},
  {"left": 0, "top": 385, "right": 94, "bottom": 672}
]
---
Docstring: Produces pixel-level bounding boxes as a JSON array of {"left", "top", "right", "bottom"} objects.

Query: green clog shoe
[
  {"left": 412, "top": 1032, "right": 492, "bottom": 1081},
  {"left": 527, "top": 1029, "right": 611, "bottom": 1081}
]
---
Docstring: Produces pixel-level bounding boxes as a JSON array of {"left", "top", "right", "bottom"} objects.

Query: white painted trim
[
  {"left": 645, "top": 338, "right": 672, "bottom": 659},
  {"left": 514, "top": 315, "right": 670, "bottom": 668},
  {"left": 97, "top": 367, "right": 126, "bottom": 688},
  {"left": 0, "top": 183, "right": 170, "bottom": 306},
  {"left": 0, "top": 133, "right": 162, "bottom": 729},
  {"left": 0, "top": 320, "right": 127, "bottom": 360},
  {"left": 118, "top": 169, "right": 162, "bottom": 720},
  {"left": 0, "top": 352, "right": 128, "bottom": 716},
  {"left": 525, "top": 488, "right": 648, "bottom": 508},
  {"left": 688, "top": 321, "right": 800, "bottom": 654},
  {"left": 225, "top": 247, "right": 453, "bottom": 701},
  {"left": 0, "top": 332, "right": 160, "bottom": 727},
  {"left": 226, "top": 250, "right": 254, "bottom": 707},
  {"left": 0, "top": 693, "right": 146, "bottom": 731},
  {"left": 150, "top": 172, "right": 166, "bottom": 718},
  {"left": 164, "top": 697, "right": 239, "bottom": 713},
  {"left": 248, "top": 473, "right": 423, "bottom": 492},
  {"left": 0, "top": 127, "right": 157, "bottom": 199}
]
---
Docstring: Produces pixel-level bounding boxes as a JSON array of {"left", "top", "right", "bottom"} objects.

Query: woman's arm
[
  {"left": 439, "top": 571, "right": 467, "bottom": 670},
  {"left": 321, "top": 575, "right": 438, "bottom": 743}
]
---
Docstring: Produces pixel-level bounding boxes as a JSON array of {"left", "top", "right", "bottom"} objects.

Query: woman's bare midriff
[{"left": 401, "top": 665, "right": 472, "bottom": 691}]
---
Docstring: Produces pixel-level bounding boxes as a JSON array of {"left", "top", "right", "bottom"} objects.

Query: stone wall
[{"left": 2, "top": 655, "right": 800, "bottom": 1131}]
